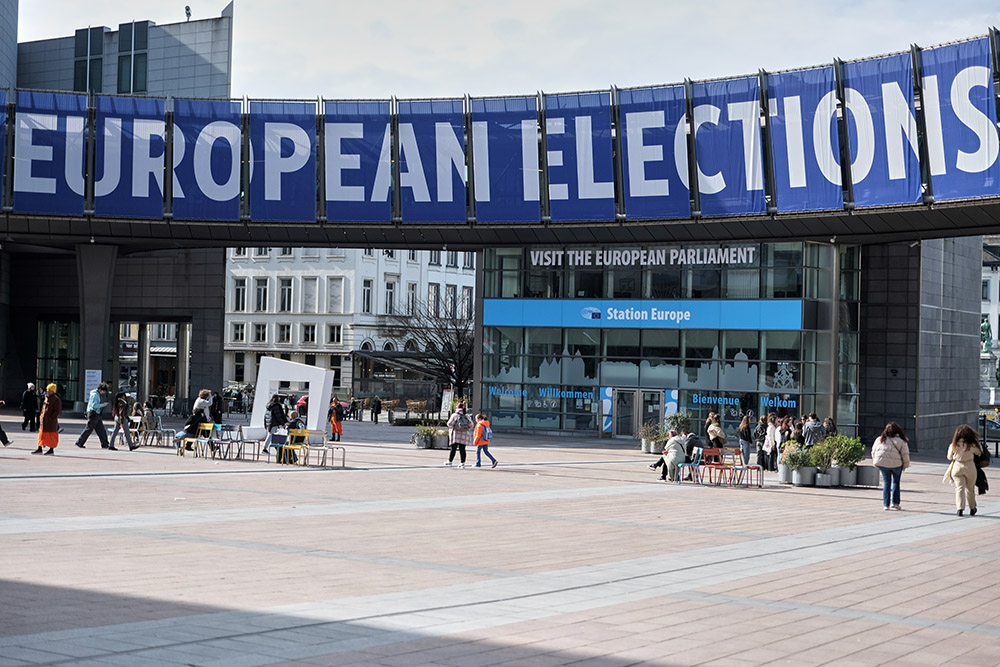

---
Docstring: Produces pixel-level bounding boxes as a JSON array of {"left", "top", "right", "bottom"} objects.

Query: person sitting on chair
[{"left": 174, "top": 408, "right": 208, "bottom": 449}]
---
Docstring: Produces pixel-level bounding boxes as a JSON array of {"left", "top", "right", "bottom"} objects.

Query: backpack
[
  {"left": 482, "top": 425, "right": 493, "bottom": 442},
  {"left": 454, "top": 412, "right": 473, "bottom": 431}
]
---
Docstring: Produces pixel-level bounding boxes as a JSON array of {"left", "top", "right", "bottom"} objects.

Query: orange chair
[
  {"left": 733, "top": 449, "right": 764, "bottom": 488},
  {"left": 702, "top": 447, "right": 734, "bottom": 486}
]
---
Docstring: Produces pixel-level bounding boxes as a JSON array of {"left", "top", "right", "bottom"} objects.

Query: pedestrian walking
[
  {"left": 871, "top": 422, "right": 911, "bottom": 511},
  {"left": 474, "top": 413, "right": 497, "bottom": 468},
  {"left": 444, "top": 402, "right": 474, "bottom": 468},
  {"left": 109, "top": 391, "right": 138, "bottom": 451},
  {"left": 20, "top": 382, "right": 39, "bottom": 432},
  {"left": 0, "top": 401, "right": 12, "bottom": 446},
  {"left": 943, "top": 424, "right": 982, "bottom": 516},
  {"left": 264, "top": 393, "right": 288, "bottom": 448},
  {"left": 33, "top": 383, "right": 61, "bottom": 455},
  {"left": 75, "top": 382, "right": 112, "bottom": 450},
  {"left": 329, "top": 397, "right": 344, "bottom": 442},
  {"left": 370, "top": 395, "right": 382, "bottom": 424}
]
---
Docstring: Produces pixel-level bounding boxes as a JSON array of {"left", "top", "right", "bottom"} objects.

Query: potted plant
[
  {"left": 664, "top": 412, "right": 692, "bottom": 437},
  {"left": 637, "top": 419, "right": 660, "bottom": 454},
  {"left": 434, "top": 428, "right": 450, "bottom": 450},
  {"left": 786, "top": 447, "right": 816, "bottom": 486},
  {"left": 778, "top": 442, "right": 797, "bottom": 484},
  {"left": 829, "top": 435, "right": 865, "bottom": 486},
  {"left": 810, "top": 440, "right": 838, "bottom": 487},
  {"left": 410, "top": 423, "right": 438, "bottom": 449}
]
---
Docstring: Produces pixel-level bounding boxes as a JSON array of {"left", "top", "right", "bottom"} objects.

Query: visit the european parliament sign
[{"left": 6, "top": 36, "right": 1000, "bottom": 222}]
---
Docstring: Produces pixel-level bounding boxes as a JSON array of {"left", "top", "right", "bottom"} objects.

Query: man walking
[
  {"left": 32, "top": 383, "right": 61, "bottom": 455},
  {"left": 20, "top": 382, "right": 39, "bottom": 432},
  {"left": 75, "top": 382, "right": 113, "bottom": 450}
]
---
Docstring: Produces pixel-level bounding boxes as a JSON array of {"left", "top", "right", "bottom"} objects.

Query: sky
[{"left": 16, "top": 1, "right": 1000, "bottom": 100}]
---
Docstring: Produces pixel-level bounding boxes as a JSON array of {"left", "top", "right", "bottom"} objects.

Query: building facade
[{"left": 224, "top": 247, "right": 476, "bottom": 402}]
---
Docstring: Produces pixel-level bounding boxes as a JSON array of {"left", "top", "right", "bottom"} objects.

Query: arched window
[
  {"left": 360, "top": 340, "right": 374, "bottom": 351},
  {"left": 404, "top": 339, "right": 418, "bottom": 351},
  {"left": 383, "top": 341, "right": 395, "bottom": 351}
]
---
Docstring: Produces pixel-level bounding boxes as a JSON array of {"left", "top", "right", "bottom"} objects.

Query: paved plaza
[{"left": 1, "top": 413, "right": 999, "bottom": 666}]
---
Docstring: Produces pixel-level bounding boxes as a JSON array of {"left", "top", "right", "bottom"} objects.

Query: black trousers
[
  {"left": 448, "top": 442, "right": 467, "bottom": 463},
  {"left": 22, "top": 410, "right": 37, "bottom": 432},
  {"left": 0, "top": 423, "right": 9, "bottom": 445},
  {"left": 75, "top": 412, "right": 109, "bottom": 448}
]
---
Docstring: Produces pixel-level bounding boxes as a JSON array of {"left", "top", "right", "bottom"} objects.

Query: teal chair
[{"left": 676, "top": 446, "right": 703, "bottom": 484}]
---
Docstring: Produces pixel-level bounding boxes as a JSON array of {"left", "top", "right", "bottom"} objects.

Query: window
[
  {"left": 117, "top": 55, "right": 131, "bottom": 94},
  {"left": 385, "top": 249, "right": 395, "bottom": 259},
  {"left": 254, "top": 279, "right": 268, "bottom": 311},
  {"left": 277, "top": 324, "right": 291, "bottom": 343},
  {"left": 407, "top": 282, "right": 417, "bottom": 315},
  {"left": 233, "top": 278, "right": 246, "bottom": 311},
  {"left": 232, "top": 323, "right": 245, "bottom": 343},
  {"left": 327, "top": 277, "right": 343, "bottom": 313},
  {"left": 153, "top": 323, "right": 174, "bottom": 340},
  {"left": 362, "top": 279, "right": 373, "bottom": 314},
  {"left": 234, "top": 352, "right": 245, "bottom": 382},
  {"left": 428, "top": 283, "right": 440, "bottom": 317},
  {"left": 303, "top": 277, "right": 318, "bottom": 313},
  {"left": 133, "top": 53, "right": 147, "bottom": 93},
  {"left": 385, "top": 281, "right": 396, "bottom": 315},
  {"left": 305, "top": 354, "right": 317, "bottom": 368},
  {"left": 462, "top": 286, "right": 473, "bottom": 319},
  {"left": 232, "top": 247, "right": 247, "bottom": 257},
  {"left": 120, "top": 323, "right": 133, "bottom": 337},
  {"left": 254, "top": 247, "right": 268, "bottom": 257},
  {"left": 464, "top": 252, "right": 474, "bottom": 269},
  {"left": 118, "top": 23, "right": 132, "bottom": 52},
  {"left": 253, "top": 324, "right": 267, "bottom": 343},
  {"left": 445, "top": 284, "right": 457, "bottom": 318},
  {"left": 302, "top": 324, "right": 316, "bottom": 343},
  {"left": 279, "top": 279, "right": 292, "bottom": 312},
  {"left": 447, "top": 251, "right": 458, "bottom": 267},
  {"left": 134, "top": 21, "right": 148, "bottom": 50},
  {"left": 364, "top": 248, "right": 374, "bottom": 257},
  {"left": 88, "top": 58, "right": 103, "bottom": 93},
  {"left": 280, "top": 247, "right": 293, "bottom": 256},
  {"left": 429, "top": 250, "right": 441, "bottom": 265},
  {"left": 327, "top": 324, "right": 342, "bottom": 344},
  {"left": 408, "top": 249, "right": 417, "bottom": 261},
  {"left": 984, "top": 280, "right": 991, "bottom": 301}
]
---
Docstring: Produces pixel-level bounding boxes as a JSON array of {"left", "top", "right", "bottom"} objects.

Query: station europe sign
[
  {"left": 483, "top": 299, "right": 803, "bottom": 330},
  {"left": 6, "top": 36, "right": 998, "bottom": 222}
]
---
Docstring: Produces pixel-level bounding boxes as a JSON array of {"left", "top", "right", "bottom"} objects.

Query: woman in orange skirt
[
  {"left": 329, "top": 398, "right": 344, "bottom": 442},
  {"left": 33, "top": 383, "right": 62, "bottom": 455}
]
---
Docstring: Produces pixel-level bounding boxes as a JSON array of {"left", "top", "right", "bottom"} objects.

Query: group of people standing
[
  {"left": 749, "top": 412, "right": 836, "bottom": 471},
  {"left": 443, "top": 402, "right": 496, "bottom": 468}
]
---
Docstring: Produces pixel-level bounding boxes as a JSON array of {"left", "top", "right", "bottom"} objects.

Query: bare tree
[{"left": 377, "top": 298, "right": 475, "bottom": 396}]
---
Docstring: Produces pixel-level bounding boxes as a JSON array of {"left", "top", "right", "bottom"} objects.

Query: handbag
[{"left": 977, "top": 443, "right": 991, "bottom": 468}]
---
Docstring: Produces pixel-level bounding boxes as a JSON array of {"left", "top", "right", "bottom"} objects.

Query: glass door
[
  {"left": 613, "top": 390, "right": 636, "bottom": 438},
  {"left": 641, "top": 391, "right": 664, "bottom": 429}
]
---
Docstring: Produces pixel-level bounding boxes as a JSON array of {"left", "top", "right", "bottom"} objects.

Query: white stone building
[{"left": 224, "top": 247, "right": 476, "bottom": 400}]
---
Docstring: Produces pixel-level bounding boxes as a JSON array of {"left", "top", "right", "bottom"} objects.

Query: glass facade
[{"left": 480, "top": 242, "right": 859, "bottom": 439}]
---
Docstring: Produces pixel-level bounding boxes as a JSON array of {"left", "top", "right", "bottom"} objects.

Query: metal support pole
[
  {"left": 759, "top": 70, "right": 779, "bottom": 215},
  {"left": 684, "top": 79, "right": 701, "bottom": 218},
  {"left": 833, "top": 59, "right": 856, "bottom": 211},
  {"left": 910, "top": 45, "right": 935, "bottom": 205}
]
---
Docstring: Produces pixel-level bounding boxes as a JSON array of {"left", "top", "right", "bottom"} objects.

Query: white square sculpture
[{"left": 250, "top": 356, "right": 335, "bottom": 433}]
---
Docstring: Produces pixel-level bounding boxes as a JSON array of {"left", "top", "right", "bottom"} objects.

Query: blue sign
[
  {"left": 767, "top": 67, "right": 843, "bottom": 212},
  {"left": 173, "top": 99, "right": 242, "bottom": 221},
  {"left": 249, "top": 100, "right": 317, "bottom": 222},
  {"left": 483, "top": 299, "right": 803, "bottom": 330},
  {"left": 13, "top": 92, "right": 87, "bottom": 216},
  {"left": 691, "top": 77, "right": 766, "bottom": 216},
  {"left": 93, "top": 96, "right": 166, "bottom": 219},
  {"left": 398, "top": 99, "right": 467, "bottom": 223},
  {"left": 618, "top": 86, "right": 691, "bottom": 219},
  {"left": 544, "top": 92, "right": 615, "bottom": 221},
  {"left": 842, "top": 53, "right": 921, "bottom": 207},
  {"left": 920, "top": 37, "right": 1000, "bottom": 201},
  {"left": 470, "top": 96, "right": 541, "bottom": 223},
  {"left": 325, "top": 100, "right": 392, "bottom": 222}
]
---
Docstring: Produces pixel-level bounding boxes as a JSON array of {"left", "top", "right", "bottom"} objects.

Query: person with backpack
[
  {"left": 474, "top": 413, "right": 497, "bottom": 468},
  {"left": 444, "top": 402, "right": 474, "bottom": 468}
]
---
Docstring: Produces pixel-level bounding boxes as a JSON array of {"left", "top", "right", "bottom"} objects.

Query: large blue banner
[
  {"left": 13, "top": 92, "right": 87, "bottom": 216},
  {"left": 470, "top": 96, "right": 541, "bottom": 223},
  {"left": 842, "top": 53, "right": 921, "bottom": 207},
  {"left": 173, "top": 99, "right": 242, "bottom": 221},
  {"left": 398, "top": 99, "right": 466, "bottom": 223},
  {"left": 249, "top": 100, "right": 316, "bottom": 222},
  {"left": 93, "top": 96, "right": 166, "bottom": 219},
  {"left": 767, "top": 67, "right": 843, "bottom": 212},
  {"left": 691, "top": 78, "right": 766, "bottom": 216},
  {"left": 324, "top": 100, "right": 392, "bottom": 222},
  {"left": 484, "top": 298, "right": 802, "bottom": 330},
  {"left": 544, "top": 92, "right": 615, "bottom": 221},
  {"left": 920, "top": 37, "right": 1000, "bottom": 201},
  {"left": 618, "top": 86, "right": 690, "bottom": 220}
]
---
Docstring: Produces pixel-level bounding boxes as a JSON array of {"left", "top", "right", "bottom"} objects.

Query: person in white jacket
[{"left": 871, "top": 422, "right": 911, "bottom": 511}]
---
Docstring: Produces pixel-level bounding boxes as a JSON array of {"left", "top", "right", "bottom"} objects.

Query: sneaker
[
  {"left": 459, "top": 463, "right": 466, "bottom": 468},
  {"left": 647, "top": 464, "right": 656, "bottom": 470},
  {"left": 1, "top": 440, "right": 9, "bottom": 447},
  {"left": 443, "top": 461, "right": 452, "bottom": 466},
  {"left": 971, "top": 507, "right": 978, "bottom": 516},
  {"left": 883, "top": 506, "right": 890, "bottom": 511},
  {"left": 129, "top": 445, "right": 139, "bottom": 451},
  {"left": 76, "top": 442, "right": 86, "bottom": 448},
  {"left": 474, "top": 464, "right": 481, "bottom": 467},
  {"left": 31, "top": 446, "right": 43, "bottom": 455},
  {"left": 891, "top": 504, "right": 901, "bottom": 511},
  {"left": 492, "top": 461, "right": 498, "bottom": 468},
  {"left": 107, "top": 446, "right": 119, "bottom": 451},
  {"left": 43, "top": 448, "right": 54, "bottom": 456}
]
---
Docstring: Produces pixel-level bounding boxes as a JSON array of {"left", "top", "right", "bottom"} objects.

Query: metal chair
[
  {"left": 278, "top": 428, "right": 309, "bottom": 465},
  {"left": 676, "top": 447, "right": 703, "bottom": 484}
]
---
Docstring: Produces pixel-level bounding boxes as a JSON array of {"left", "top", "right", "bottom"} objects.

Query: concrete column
[
  {"left": 139, "top": 323, "right": 151, "bottom": 403},
  {"left": 176, "top": 322, "right": 191, "bottom": 405},
  {"left": 75, "top": 244, "right": 117, "bottom": 405}
]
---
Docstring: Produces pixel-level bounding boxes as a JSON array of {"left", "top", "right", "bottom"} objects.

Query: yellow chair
[
  {"left": 178, "top": 423, "right": 212, "bottom": 457},
  {"left": 279, "top": 428, "right": 309, "bottom": 465}
]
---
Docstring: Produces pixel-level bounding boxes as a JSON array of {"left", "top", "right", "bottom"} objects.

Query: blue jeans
[
  {"left": 476, "top": 445, "right": 496, "bottom": 467},
  {"left": 879, "top": 466, "right": 902, "bottom": 507},
  {"left": 738, "top": 439, "right": 752, "bottom": 466}
]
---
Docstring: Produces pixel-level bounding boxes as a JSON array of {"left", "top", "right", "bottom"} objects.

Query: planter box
[
  {"left": 778, "top": 463, "right": 793, "bottom": 484},
  {"left": 792, "top": 466, "right": 817, "bottom": 486},
  {"left": 434, "top": 433, "right": 450, "bottom": 450},
  {"left": 650, "top": 440, "right": 665, "bottom": 454},
  {"left": 815, "top": 472, "right": 833, "bottom": 487},
  {"left": 855, "top": 465, "right": 880, "bottom": 487},
  {"left": 827, "top": 466, "right": 841, "bottom": 486},
  {"left": 837, "top": 466, "right": 858, "bottom": 486},
  {"left": 640, "top": 438, "right": 650, "bottom": 454}
]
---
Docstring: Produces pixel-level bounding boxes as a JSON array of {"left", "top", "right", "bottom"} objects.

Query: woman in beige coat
[
  {"left": 944, "top": 425, "right": 982, "bottom": 517},
  {"left": 871, "top": 422, "right": 911, "bottom": 510}
]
